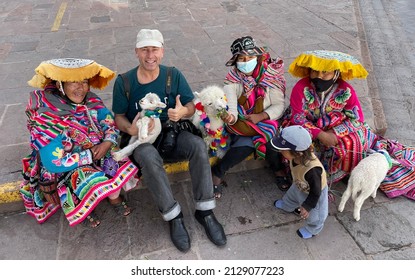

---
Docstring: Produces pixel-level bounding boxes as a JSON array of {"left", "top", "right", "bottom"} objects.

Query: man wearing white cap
[{"left": 112, "top": 29, "right": 226, "bottom": 252}]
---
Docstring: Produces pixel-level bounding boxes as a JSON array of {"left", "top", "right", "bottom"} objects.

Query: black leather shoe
[
  {"left": 169, "top": 218, "right": 191, "bottom": 252},
  {"left": 195, "top": 212, "right": 227, "bottom": 247}
]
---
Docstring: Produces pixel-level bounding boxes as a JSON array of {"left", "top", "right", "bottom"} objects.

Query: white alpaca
[
  {"left": 338, "top": 151, "right": 392, "bottom": 221},
  {"left": 192, "top": 85, "right": 229, "bottom": 158},
  {"left": 113, "top": 93, "right": 166, "bottom": 161}
]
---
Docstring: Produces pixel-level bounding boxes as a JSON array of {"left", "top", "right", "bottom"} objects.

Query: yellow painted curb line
[
  {"left": 162, "top": 154, "right": 254, "bottom": 174},
  {"left": 51, "top": 2, "right": 67, "bottom": 31},
  {"left": 0, "top": 181, "right": 22, "bottom": 203},
  {"left": 163, "top": 157, "right": 219, "bottom": 174}
]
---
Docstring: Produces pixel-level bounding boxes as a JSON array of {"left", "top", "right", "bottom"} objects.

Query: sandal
[
  {"left": 82, "top": 211, "right": 101, "bottom": 228},
  {"left": 213, "top": 181, "right": 227, "bottom": 199},
  {"left": 109, "top": 196, "right": 132, "bottom": 217},
  {"left": 275, "top": 176, "right": 291, "bottom": 192}
]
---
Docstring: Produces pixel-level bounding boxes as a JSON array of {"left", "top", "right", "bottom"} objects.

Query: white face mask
[{"left": 236, "top": 58, "right": 257, "bottom": 74}]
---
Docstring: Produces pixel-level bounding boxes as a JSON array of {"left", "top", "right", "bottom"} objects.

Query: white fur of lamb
[
  {"left": 338, "top": 151, "right": 391, "bottom": 221},
  {"left": 112, "top": 93, "right": 166, "bottom": 161}
]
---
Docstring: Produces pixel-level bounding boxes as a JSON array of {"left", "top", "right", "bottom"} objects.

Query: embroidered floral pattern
[
  {"left": 61, "top": 153, "right": 80, "bottom": 167},
  {"left": 330, "top": 88, "right": 351, "bottom": 110},
  {"left": 304, "top": 87, "right": 317, "bottom": 109},
  {"left": 102, "top": 157, "right": 119, "bottom": 177},
  {"left": 52, "top": 147, "right": 63, "bottom": 158}
]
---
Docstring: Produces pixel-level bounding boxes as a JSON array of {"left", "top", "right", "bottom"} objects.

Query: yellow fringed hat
[
  {"left": 288, "top": 50, "right": 368, "bottom": 80},
  {"left": 28, "top": 58, "right": 115, "bottom": 90}
]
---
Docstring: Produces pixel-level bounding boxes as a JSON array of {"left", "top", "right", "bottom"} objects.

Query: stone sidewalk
[{"left": 1, "top": 0, "right": 415, "bottom": 260}]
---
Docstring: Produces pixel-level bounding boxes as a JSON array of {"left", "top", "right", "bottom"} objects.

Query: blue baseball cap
[{"left": 270, "top": 125, "right": 312, "bottom": 152}]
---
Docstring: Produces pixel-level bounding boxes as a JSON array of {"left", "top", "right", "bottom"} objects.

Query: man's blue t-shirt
[{"left": 112, "top": 65, "right": 194, "bottom": 122}]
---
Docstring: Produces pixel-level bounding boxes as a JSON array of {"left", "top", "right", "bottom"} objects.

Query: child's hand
[{"left": 299, "top": 206, "right": 309, "bottom": 219}]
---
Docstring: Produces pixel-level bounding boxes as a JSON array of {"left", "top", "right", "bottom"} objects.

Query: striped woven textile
[
  {"left": 64, "top": 162, "right": 138, "bottom": 226},
  {"left": 226, "top": 105, "right": 278, "bottom": 159},
  {"left": 26, "top": 89, "right": 106, "bottom": 151},
  {"left": 374, "top": 137, "right": 415, "bottom": 200},
  {"left": 21, "top": 161, "right": 138, "bottom": 226},
  {"left": 316, "top": 122, "right": 377, "bottom": 183},
  {"left": 224, "top": 54, "right": 286, "bottom": 97}
]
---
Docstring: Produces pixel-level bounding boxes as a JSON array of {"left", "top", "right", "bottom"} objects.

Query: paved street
[{"left": 0, "top": 0, "right": 414, "bottom": 269}]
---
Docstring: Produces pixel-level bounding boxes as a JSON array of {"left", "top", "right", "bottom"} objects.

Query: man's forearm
[
  {"left": 115, "top": 114, "right": 133, "bottom": 134},
  {"left": 181, "top": 102, "right": 195, "bottom": 119}
]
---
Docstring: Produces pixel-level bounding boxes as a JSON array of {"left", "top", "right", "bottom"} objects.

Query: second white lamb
[{"left": 338, "top": 151, "right": 392, "bottom": 221}]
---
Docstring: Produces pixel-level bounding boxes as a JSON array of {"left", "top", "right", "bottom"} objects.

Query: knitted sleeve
[{"left": 301, "top": 166, "right": 323, "bottom": 211}]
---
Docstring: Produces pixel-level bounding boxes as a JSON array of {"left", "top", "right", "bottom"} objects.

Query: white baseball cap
[
  {"left": 136, "top": 29, "right": 164, "bottom": 48},
  {"left": 270, "top": 125, "right": 312, "bottom": 152}
]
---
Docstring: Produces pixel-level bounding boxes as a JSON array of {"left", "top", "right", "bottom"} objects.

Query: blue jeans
[
  {"left": 133, "top": 131, "right": 215, "bottom": 221},
  {"left": 280, "top": 185, "right": 328, "bottom": 235}
]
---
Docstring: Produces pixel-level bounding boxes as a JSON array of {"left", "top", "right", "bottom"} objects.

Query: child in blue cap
[{"left": 270, "top": 125, "right": 328, "bottom": 239}]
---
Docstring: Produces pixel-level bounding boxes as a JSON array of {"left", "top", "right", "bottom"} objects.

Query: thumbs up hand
[{"left": 167, "top": 95, "right": 184, "bottom": 122}]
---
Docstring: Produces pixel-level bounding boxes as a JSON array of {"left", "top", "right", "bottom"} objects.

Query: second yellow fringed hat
[
  {"left": 28, "top": 58, "right": 115, "bottom": 90},
  {"left": 288, "top": 50, "right": 368, "bottom": 80}
]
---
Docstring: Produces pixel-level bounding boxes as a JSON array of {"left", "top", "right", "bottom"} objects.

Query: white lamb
[
  {"left": 112, "top": 92, "right": 166, "bottom": 162},
  {"left": 192, "top": 85, "right": 229, "bottom": 158},
  {"left": 338, "top": 151, "right": 392, "bottom": 221}
]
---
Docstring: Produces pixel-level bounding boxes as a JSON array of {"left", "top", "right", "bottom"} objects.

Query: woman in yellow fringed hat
[
  {"left": 20, "top": 58, "right": 139, "bottom": 228},
  {"left": 284, "top": 50, "right": 373, "bottom": 184},
  {"left": 282, "top": 50, "right": 415, "bottom": 202}
]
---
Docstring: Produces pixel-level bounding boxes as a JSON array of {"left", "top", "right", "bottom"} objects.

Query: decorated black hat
[{"left": 225, "top": 36, "right": 266, "bottom": 66}]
